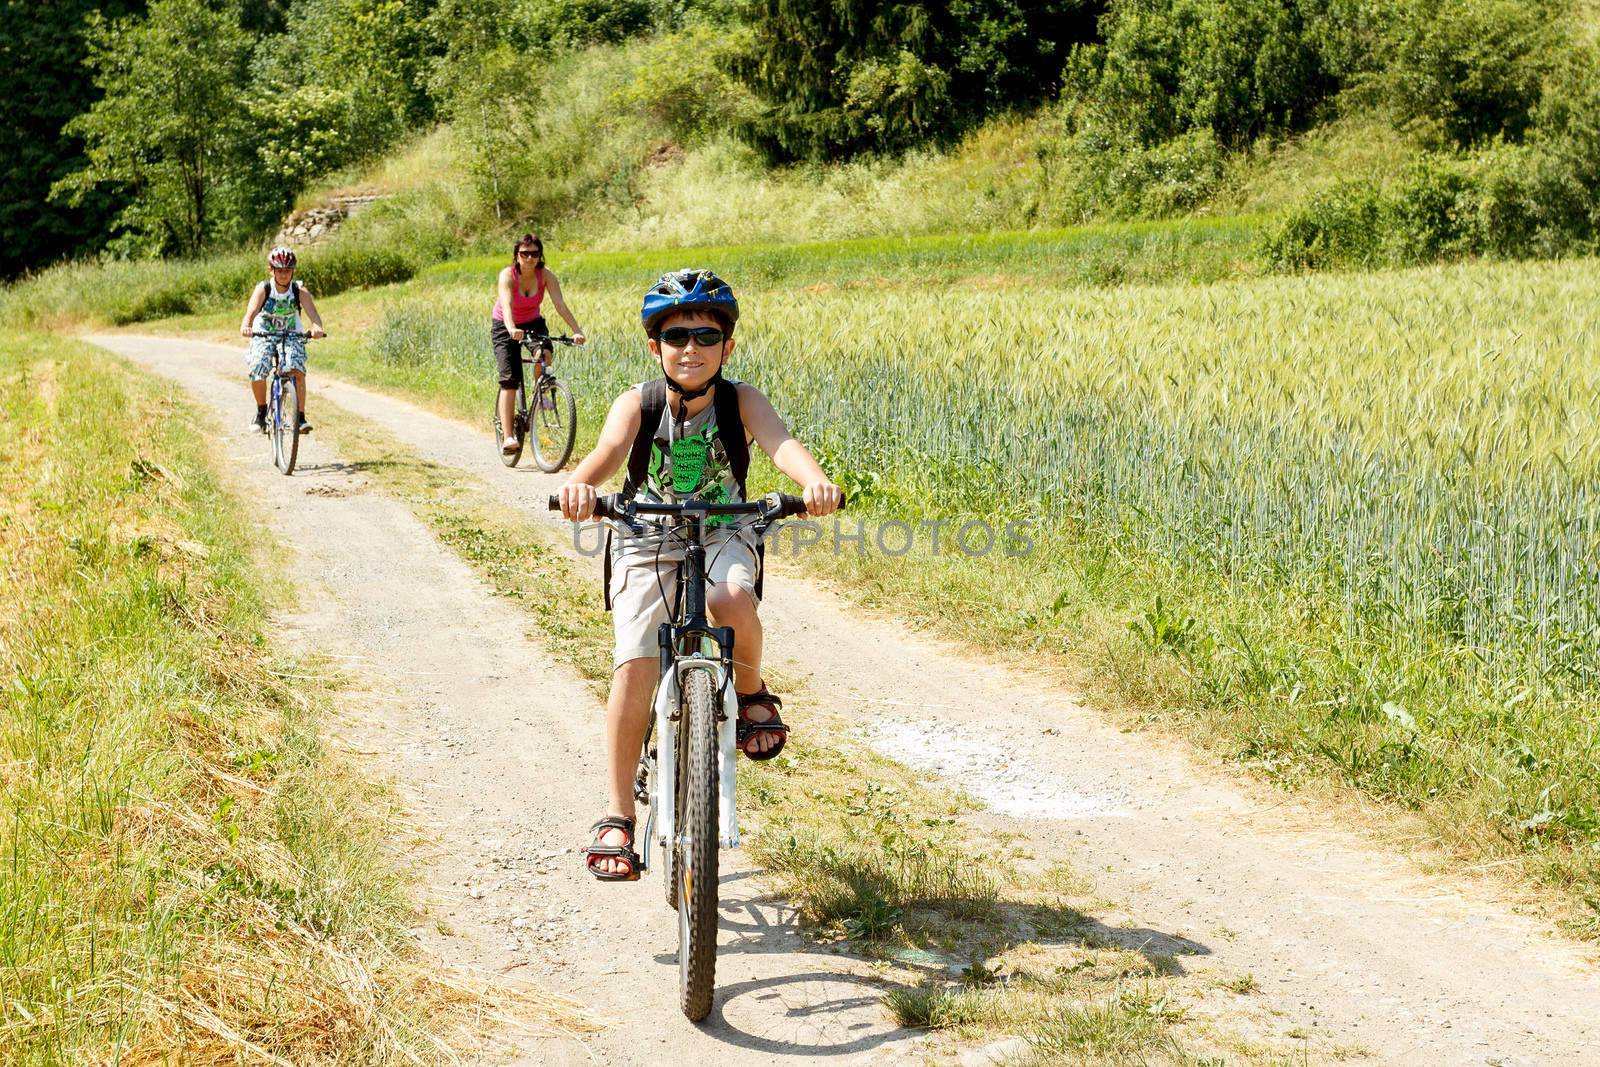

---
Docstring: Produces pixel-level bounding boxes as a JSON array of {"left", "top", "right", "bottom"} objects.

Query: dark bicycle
[
  {"left": 548, "top": 489, "right": 837, "bottom": 1021},
  {"left": 496, "top": 333, "right": 578, "bottom": 471},
  {"left": 250, "top": 329, "right": 314, "bottom": 475}
]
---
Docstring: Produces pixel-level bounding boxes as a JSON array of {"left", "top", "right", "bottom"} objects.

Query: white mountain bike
[{"left": 549, "top": 490, "right": 818, "bottom": 1020}]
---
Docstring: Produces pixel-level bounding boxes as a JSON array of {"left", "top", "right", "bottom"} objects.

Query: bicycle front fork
[{"left": 641, "top": 658, "right": 742, "bottom": 874}]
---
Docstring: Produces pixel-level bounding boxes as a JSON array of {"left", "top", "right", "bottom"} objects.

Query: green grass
[
  {"left": 427, "top": 215, "right": 1262, "bottom": 292},
  {"left": 0, "top": 332, "right": 584, "bottom": 1061}
]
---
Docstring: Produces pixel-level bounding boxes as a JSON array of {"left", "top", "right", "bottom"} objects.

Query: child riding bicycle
[
  {"left": 555, "top": 269, "right": 842, "bottom": 880},
  {"left": 239, "top": 246, "right": 326, "bottom": 433}
]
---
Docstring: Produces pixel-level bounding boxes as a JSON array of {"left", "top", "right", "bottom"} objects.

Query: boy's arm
[
  {"left": 558, "top": 389, "right": 642, "bottom": 520},
  {"left": 239, "top": 283, "right": 265, "bottom": 336},
  {"left": 737, "top": 385, "right": 842, "bottom": 517},
  {"left": 543, "top": 272, "right": 586, "bottom": 344},
  {"left": 298, "top": 289, "right": 326, "bottom": 337}
]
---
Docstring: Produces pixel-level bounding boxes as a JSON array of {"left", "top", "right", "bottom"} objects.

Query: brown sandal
[
  {"left": 736, "top": 689, "right": 789, "bottom": 761},
  {"left": 582, "top": 815, "right": 641, "bottom": 881}
]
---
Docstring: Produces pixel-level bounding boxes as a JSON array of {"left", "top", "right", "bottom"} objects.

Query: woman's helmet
[
  {"left": 640, "top": 269, "right": 738, "bottom": 335},
  {"left": 267, "top": 246, "right": 297, "bottom": 269}
]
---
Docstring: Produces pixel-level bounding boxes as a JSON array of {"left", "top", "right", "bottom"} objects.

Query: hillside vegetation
[{"left": 5, "top": 0, "right": 1599, "bottom": 286}]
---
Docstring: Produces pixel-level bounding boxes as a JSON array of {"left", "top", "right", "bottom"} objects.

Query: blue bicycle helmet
[{"left": 640, "top": 268, "right": 739, "bottom": 335}]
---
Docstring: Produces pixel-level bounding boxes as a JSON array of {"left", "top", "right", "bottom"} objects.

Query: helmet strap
[{"left": 659, "top": 343, "right": 727, "bottom": 413}]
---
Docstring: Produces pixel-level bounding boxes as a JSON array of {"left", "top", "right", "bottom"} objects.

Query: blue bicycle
[{"left": 250, "top": 330, "right": 313, "bottom": 475}]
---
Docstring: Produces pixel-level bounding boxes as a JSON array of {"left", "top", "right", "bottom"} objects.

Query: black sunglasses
[
  {"left": 517, "top": 247, "right": 541, "bottom": 257},
  {"left": 657, "top": 326, "right": 725, "bottom": 347}
]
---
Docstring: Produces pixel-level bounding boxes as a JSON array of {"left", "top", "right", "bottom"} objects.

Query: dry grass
[{"left": 0, "top": 332, "right": 595, "bottom": 1063}]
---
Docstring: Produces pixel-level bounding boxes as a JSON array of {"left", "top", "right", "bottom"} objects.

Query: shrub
[
  {"left": 1066, "top": 0, "right": 1333, "bottom": 150},
  {"left": 1044, "top": 126, "right": 1225, "bottom": 222},
  {"left": 1378, "top": 0, "right": 1561, "bottom": 147},
  {"left": 1257, "top": 178, "right": 1386, "bottom": 270}
]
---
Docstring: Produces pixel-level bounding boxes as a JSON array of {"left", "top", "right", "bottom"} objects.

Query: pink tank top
[{"left": 492, "top": 264, "right": 546, "bottom": 323}]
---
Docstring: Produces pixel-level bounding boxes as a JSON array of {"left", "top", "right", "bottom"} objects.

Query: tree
[
  {"left": 0, "top": 0, "right": 144, "bottom": 278},
  {"left": 734, "top": 0, "right": 1104, "bottom": 161},
  {"left": 52, "top": 0, "right": 253, "bottom": 255}
]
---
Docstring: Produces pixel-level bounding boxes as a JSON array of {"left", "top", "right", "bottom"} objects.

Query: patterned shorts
[{"left": 246, "top": 337, "right": 308, "bottom": 381}]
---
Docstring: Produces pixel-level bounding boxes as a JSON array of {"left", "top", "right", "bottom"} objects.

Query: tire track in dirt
[{"left": 91, "top": 335, "right": 1600, "bottom": 1066}]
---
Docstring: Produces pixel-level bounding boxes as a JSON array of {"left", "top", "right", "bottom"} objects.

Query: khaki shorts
[{"left": 610, "top": 533, "right": 759, "bottom": 666}]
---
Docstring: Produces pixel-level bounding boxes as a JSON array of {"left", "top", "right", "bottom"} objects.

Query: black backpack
[
  {"left": 605, "top": 376, "right": 764, "bottom": 609},
  {"left": 260, "top": 278, "right": 303, "bottom": 311}
]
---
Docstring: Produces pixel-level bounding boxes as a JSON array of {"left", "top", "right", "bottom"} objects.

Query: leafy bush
[
  {"left": 1257, "top": 178, "right": 1386, "bottom": 269},
  {"left": 1043, "top": 126, "right": 1226, "bottom": 222},
  {"left": 1261, "top": 39, "right": 1600, "bottom": 271},
  {"left": 732, "top": 0, "right": 1100, "bottom": 161},
  {"left": 1376, "top": 0, "right": 1561, "bottom": 147},
  {"left": 1065, "top": 0, "right": 1333, "bottom": 150},
  {"left": 524, "top": 0, "right": 653, "bottom": 45}
]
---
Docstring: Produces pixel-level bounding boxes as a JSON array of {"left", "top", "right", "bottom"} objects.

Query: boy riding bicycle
[
  {"left": 239, "top": 246, "right": 326, "bottom": 433},
  {"left": 555, "top": 269, "right": 842, "bottom": 880}
]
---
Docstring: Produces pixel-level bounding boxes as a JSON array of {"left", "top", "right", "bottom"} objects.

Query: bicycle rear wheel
[
  {"left": 273, "top": 379, "right": 300, "bottom": 475},
  {"left": 529, "top": 377, "right": 576, "bottom": 472},
  {"left": 494, "top": 387, "right": 526, "bottom": 467},
  {"left": 676, "top": 667, "right": 720, "bottom": 1021}
]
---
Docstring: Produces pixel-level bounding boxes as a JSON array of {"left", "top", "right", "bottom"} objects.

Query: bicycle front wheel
[
  {"left": 273, "top": 379, "right": 300, "bottom": 475},
  {"left": 676, "top": 667, "right": 720, "bottom": 1021},
  {"left": 530, "top": 377, "right": 576, "bottom": 472}
]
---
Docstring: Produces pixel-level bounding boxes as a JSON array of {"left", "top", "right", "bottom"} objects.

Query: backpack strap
[
  {"left": 290, "top": 279, "right": 302, "bottom": 311},
  {"left": 712, "top": 379, "right": 749, "bottom": 501},
  {"left": 624, "top": 379, "right": 669, "bottom": 497}
]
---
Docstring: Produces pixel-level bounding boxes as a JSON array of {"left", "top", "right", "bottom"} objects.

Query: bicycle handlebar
[
  {"left": 249, "top": 330, "right": 320, "bottom": 339},
  {"left": 547, "top": 491, "right": 836, "bottom": 525},
  {"left": 519, "top": 333, "right": 579, "bottom": 348}
]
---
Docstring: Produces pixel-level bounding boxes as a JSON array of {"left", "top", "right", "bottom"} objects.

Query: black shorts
[{"left": 491, "top": 316, "right": 547, "bottom": 389}]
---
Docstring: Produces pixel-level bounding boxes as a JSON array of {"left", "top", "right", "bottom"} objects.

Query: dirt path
[{"left": 91, "top": 335, "right": 1600, "bottom": 1066}]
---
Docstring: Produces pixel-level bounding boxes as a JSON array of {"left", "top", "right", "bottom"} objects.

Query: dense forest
[{"left": 4, "top": 0, "right": 1598, "bottom": 278}]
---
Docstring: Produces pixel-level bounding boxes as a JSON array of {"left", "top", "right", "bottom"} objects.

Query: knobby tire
[{"left": 676, "top": 667, "right": 719, "bottom": 1021}]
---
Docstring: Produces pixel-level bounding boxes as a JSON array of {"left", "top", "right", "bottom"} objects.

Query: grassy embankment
[
  {"left": 0, "top": 333, "right": 586, "bottom": 1060},
  {"left": 167, "top": 241, "right": 1600, "bottom": 940},
  {"left": 304, "top": 402, "right": 1314, "bottom": 1064}
]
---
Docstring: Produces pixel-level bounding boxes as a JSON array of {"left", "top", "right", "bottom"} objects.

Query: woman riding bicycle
[{"left": 493, "top": 233, "right": 586, "bottom": 455}]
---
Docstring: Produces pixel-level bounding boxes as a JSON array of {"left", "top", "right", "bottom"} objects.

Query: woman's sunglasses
[
  {"left": 657, "top": 326, "right": 725, "bottom": 347},
  {"left": 517, "top": 247, "right": 541, "bottom": 258}
]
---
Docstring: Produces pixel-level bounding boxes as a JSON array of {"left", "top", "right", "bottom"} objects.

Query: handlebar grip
[
  {"left": 772, "top": 491, "right": 846, "bottom": 519},
  {"left": 547, "top": 493, "right": 624, "bottom": 520}
]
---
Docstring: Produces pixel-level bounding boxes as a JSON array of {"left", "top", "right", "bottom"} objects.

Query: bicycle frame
[
  {"left": 549, "top": 493, "right": 815, "bottom": 874},
  {"left": 639, "top": 522, "right": 745, "bottom": 876}
]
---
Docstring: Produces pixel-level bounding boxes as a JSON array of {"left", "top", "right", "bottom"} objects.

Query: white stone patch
[{"left": 861, "top": 718, "right": 1134, "bottom": 819}]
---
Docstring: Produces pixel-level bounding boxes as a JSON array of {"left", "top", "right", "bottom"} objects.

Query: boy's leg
[
  {"left": 591, "top": 657, "right": 656, "bottom": 876},
  {"left": 708, "top": 582, "right": 783, "bottom": 757},
  {"left": 590, "top": 555, "right": 673, "bottom": 877},
  {"left": 291, "top": 369, "right": 306, "bottom": 413},
  {"left": 708, "top": 583, "right": 762, "bottom": 692},
  {"left": 250, "top": 380, "right": 267, "bottom": 404}
]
